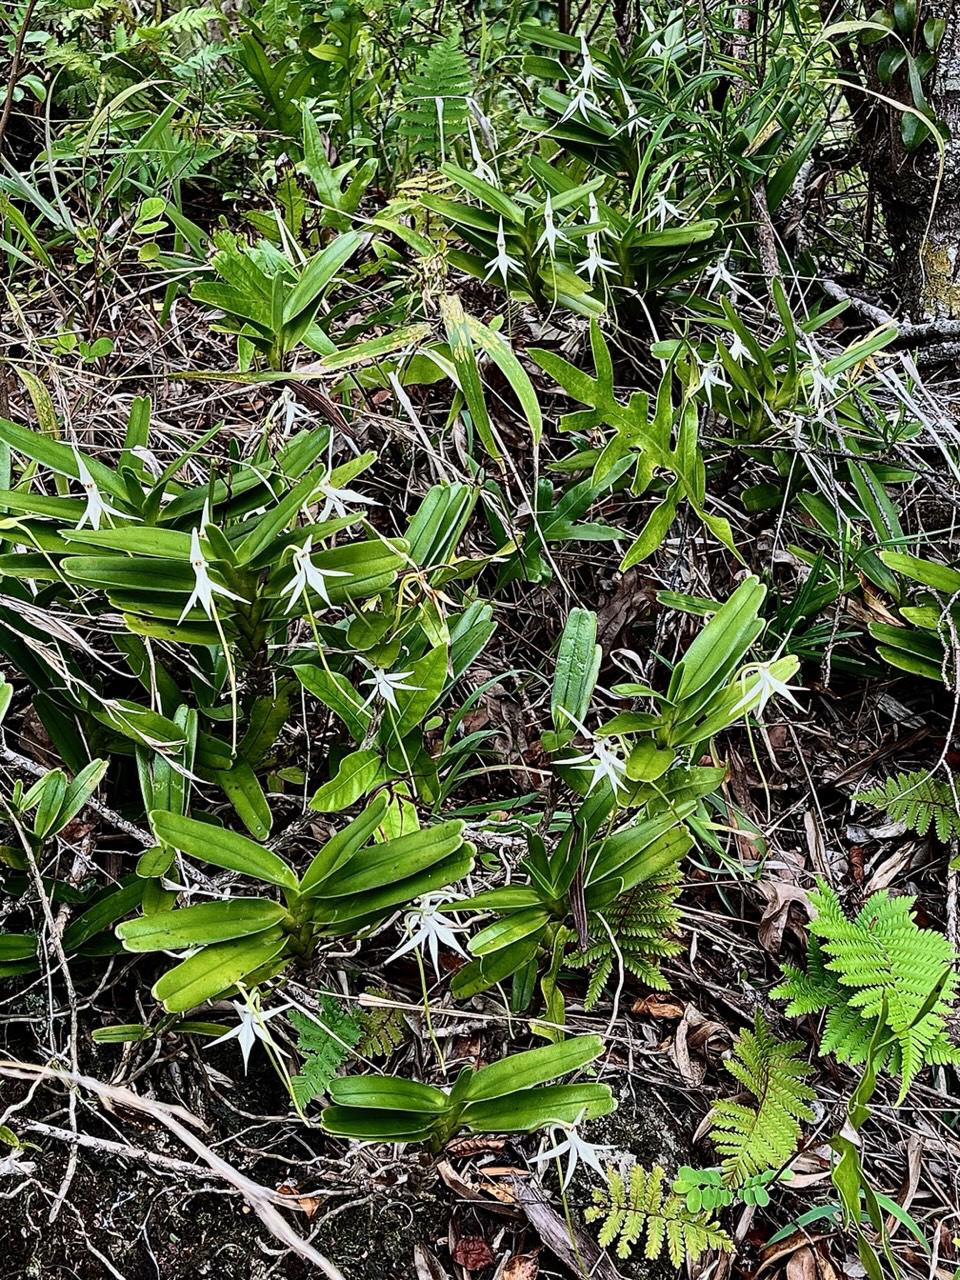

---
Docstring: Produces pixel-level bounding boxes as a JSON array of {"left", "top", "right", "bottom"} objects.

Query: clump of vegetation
[{"left": 1, "top": 0, "right": 960, "bottom": 1277}]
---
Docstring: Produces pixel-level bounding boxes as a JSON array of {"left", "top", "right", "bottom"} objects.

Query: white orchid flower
[
  {"left": 534, "top": 1119, "right": 614, "bottom": 1191},
  {"left": 74, "top": 448, "right": 128, "bottom": 531},
  {"left": 385, "top": 891, "right": 470, "bottom": 979},
  {"left": 484, "top": 218, "right": 522, "bottom": 287},
  {"left": 180, "top": 515, "right": 247, "bottom": 622},
  {"left": 207, "top": 997, "right": 291, "bottom": 1074},
  {"left": 281, "top": 536, "right": 352, "bottom": 612},
  {"left": 361, "top": 666, "right": 422, "bottom": 711}
]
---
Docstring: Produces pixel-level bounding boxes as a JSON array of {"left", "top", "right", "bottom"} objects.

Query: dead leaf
[
  {"left": 786, "top": 1246, "right": 819, "bottom": 1280},
  {"left": 632, "top": 993, "right": 685, "bottom": 1019},
  {"left": 414, "top": 1243, "right": 451, "bottom": 1280},
  {"left": 669, "top": 1003, "right": 732, "bottom": 1086},
  {"left": 452, "top": 1235, "right": 494, "bottom": 1270},
  {"left": 754, "top": 881, "right": 812, "bottom": 957},
  {"left": 509, "top": 1176, "right": 625, "bottom": 1280},
  {"left": 446, "top": 1136, "right": 506, "bottom": 1159},
  {"left": 885, "top": 1133, "right": 923, "bottom": 1238},
  {"left": 502, "top": 1251, "right": 539, "bottom": 1280}
]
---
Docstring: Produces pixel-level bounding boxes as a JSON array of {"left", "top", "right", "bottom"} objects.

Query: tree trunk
[{"left": 855, "top": 1, "right": 960, "bottom": 321}]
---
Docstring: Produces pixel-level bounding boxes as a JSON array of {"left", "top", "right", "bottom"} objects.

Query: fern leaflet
[
  {"left": 568, "top": 872, "right": 683, "bottom": 1008},
  {"left": 585, "top": 1164, "right": 732, "bottom": 1265},
  {"left": 398, "top": 34, "right": 472, "bottom": 161},
  {"left": 289, "top": 997, "right": 363, "bottom": 1106},
  {"left": 856, "top": 771, "right": 960, "bottom": 843},
  {"left": 355, "top": 988, "right": 408, "bottom": 1058},
  {"left": 709, "top": 1012, "right": 815, "bottom": 1187},
  {"left": 773, "top": 882, "right": 960, "bottom": 1098}
]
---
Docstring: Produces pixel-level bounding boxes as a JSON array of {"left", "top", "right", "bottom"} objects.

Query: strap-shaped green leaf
[
  {"left": 462, "top": 1082, "right": 615, "bottom": 1132},
  {"left": 464, "top": 1035, "right": 604, "bottom": 1101},
  {"left": 150, "top": 811, "right": 299, "bottom": 892},
  {"left": 300, "top": 792, "right": 390, "bottom": 896},
  {"left": 327, "top": 1076, "right": 449, "bottom": 1113},
  {"left": 551, "top": 607, "right": 600, "bottom": 731},
  {"left": 319, "top": 1109, "right": 438, "bottom": 1141},
  {"left": 314, "top": 821, "right": 464, "bottom": 898},
  {"left": 117, "top": 899, "right": 286, "bottom": 951},
  {"left": 152, "top": 931, "right": 287, "bottom": 1012}
]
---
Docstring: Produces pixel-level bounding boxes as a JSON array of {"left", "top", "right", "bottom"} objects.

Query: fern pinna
[
  {"left": 710, "top": 1012, "right": 815, "bottom": 1186},
  {"left": 289, "top": 997, "right": 364, "bottom": 1107},
  {"left": 568, "top": 869, "right": 683, "bottom": 1008},
  {"left": 856, "top": 771, "right": 960, "bottom": 843},
  {"left": 586, "top": 1163, "right": 732, "bottom": 1265},
  {"left": 773, "top": 883, "right": 960, "bottom": 1097}
]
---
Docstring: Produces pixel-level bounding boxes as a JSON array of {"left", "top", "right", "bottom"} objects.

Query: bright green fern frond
[
  {"left": 856, "top": 771, "right": 960, "bottom": 843},
  {"left": 568, "top": 874, "right": 683, "bottom": 1009},
  {"left": 773, "top": 882, "right": 958, "bottom": 1098},
  {"left": 586, "top": 1164, "right": 732, "bottom": 1266},
  {"left": 710, "top": 1012, "right": 815, "bottom": 1187},
  {"left": 398, "top": 34, "right": 473, "bottom": 161},
  {"left": 289, "top": 997, "right": 364, "bottom": 1106}
]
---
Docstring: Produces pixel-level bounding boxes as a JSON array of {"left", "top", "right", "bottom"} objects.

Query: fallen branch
[{"left": 0, "top": 1058, "right": 345, "bottom": 1279}]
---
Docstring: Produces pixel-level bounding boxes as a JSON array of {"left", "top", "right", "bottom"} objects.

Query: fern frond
[
  {"left": 568, "top": 873, "right": 683, "bottom": 1009},
  {"left": 289, "top": 997, "right": 363, "bottom": 1106},
  {"left": 709, "top": 1012, "right": 814, "bottom": 1187},
  {"left": 856, "top": 771, "right": 960, "bottom": 843},
  {"left": 398, "top": 34, "right": 472, "bottom": 161},
  {"left": 355, "top": 988, "right": 408, "bottom": 1058},
  {"left": 586, "top": 1164, "right": 732, "bottom": 1265},
  {"left": 773, "top": 882, "right": 958, "bottom": 1096}
]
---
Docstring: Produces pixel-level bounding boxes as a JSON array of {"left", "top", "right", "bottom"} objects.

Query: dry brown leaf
[
  {"left": 632, "top": 993, "right": 685, "bottom": 1019},
  {"left": 502, "top": 1251, "right": 539, "bottom": 1280},
  {"left": 755, "top": 881, "right": 812, "bottom": 956},
  {"left": 885, "top": 1132, "right": 924, "bottom": 1238},
  {"left": 668, "top": 1003, "right": 732, "bottom": 1085},
  {"left": 757, "top": 1231, "right": 833, "bottom": 1275},
  {"left": 452, "top": 1235, "right": 494, "bottom": 1271},
  {"left": 786, "top": 1246, "right": 819, "bottom": 1280}
]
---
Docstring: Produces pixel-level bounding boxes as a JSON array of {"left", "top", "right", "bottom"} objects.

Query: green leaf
[
  {"left": 117, "top": 899, "right": 287, "bottom": 951},
  {"left": 294, "top": 664, "right": 371, "bottom": 741},
  {"left": 282, "top": 231, "right": 363, "bottom": 323},
  {"left": 150, "top": 811, "right": 299, "bottom": 892},
  {"left": 464, "top": 315, "right": 542, "bottom": 445},
  {"left": 215, "top": 756, "right": 273, "bottom": 840},
  {"left": 300, "top": 792, "right": 390, "bottom": 895},
  {"left": 462, "top": 1082, "right": 615, "bottom": 1132},
  {"left": 451, "top": 934, "right": 542, "bottom": 998},
  {"left": 309, "top": 749, "right": 385, "bottom": 812},
  {"left": 152, "top": 931, "right": 288, "bottom": 1012},
  {"left": 62, "top": 877, "right": 145, "bottom": 951},
  {"left": 390, "top": 645, "right": 448, "bottom": 738},
  {"left": 327, "top": 1076, "right": 449, "bottom": 1112},
  {"left": 319, "top": 1108, "right": 437, "bottom": 1141},
  {"left": 440, "top": 304, "right": 501, "bottom": 464},
  {"left": 465, "top": 1035, "right": 604, "bottom": 1100},
  {"left": 551, "top": 607, "right": 600, "bottom": 732}
]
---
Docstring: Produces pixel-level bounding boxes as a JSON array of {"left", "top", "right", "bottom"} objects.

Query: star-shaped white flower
[
  {"left": 313, "top": 474, "right": 377, "bottom": 522},
  {"left": 281, "top": 536, "right": 352, "bottom": 612},
  {"left": 360, "top": 666, "right": 422, "bottom": 710},
  {"left": 207, "top": 997, "right": 291, "bottom": 1074},
  {"left": 536, "top": 194, "right": 571, "bottom": 256},
  {"left": 558, "top": 707, "right": 628, "bottom": 793},
  {"left": 705, "top": 255, "right": 742, "bottom": 300},
  {"left": 577, "top": 233, "right": 617, "bottom": 284},
  {"left": 695, "top": 361, "right": 731, "bottom": 406},
  {"left": 466, "top": 118, "right": 497, "bottom": 184},
  {"left": 385, "top": 891, "right": 470, "bottom": 979},
  {"left": 726, "top": 332, "right": 756, "bottom": 364},
  {"left": 484, "top": 218, "right": 522, "bottom": 287},
  {"left": 74, "top": 448, "right": 128, "bottom": 531},
  {"left": 734, "top": 661, "right": 805, "bottom": 719},
  {"left": 649, "top": 191, "right": 684, "bottom": 230},
  {"left": 534, "top": 1119, "right": 614, "bottom": 1191},
  {"left": 180, "top": 517, "right": 247, "bottom": 622}
]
